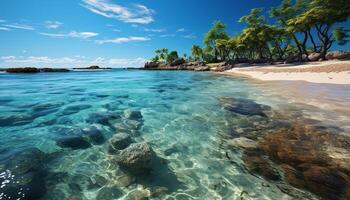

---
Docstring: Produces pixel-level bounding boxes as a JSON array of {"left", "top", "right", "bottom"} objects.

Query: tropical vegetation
[{"left": 149, "top": 0, "right": 350, "bottom": 65}]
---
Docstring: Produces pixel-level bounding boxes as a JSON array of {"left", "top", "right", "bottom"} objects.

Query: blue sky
[{"left": 0, "top": 0, "right": 349, "bottom": 68}]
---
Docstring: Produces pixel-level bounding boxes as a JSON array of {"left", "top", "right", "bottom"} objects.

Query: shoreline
[{"left": 221, "top": 60, "right": 350, "bottom": 85}]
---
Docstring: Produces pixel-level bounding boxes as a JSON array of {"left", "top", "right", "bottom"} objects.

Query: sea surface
[{"left": 0, "top": 69, "right": 349, "bottom": 200}]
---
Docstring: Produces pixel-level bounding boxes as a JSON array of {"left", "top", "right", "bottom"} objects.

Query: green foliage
[
  {"left": 204, "top": 20, "right": 229, "bottom": 61},
  {"left": 239, "top": 8, "right": 266, "bottom": 26},
  {"left": 166, "top": 51, "right": 179, "bottom": 63},
  {"left": 191, "top": 45, "right": 203, "bottom": 61},
  {"left": 149, "top": 0, "right": 350, "bottom": 64},
  {"left": 334, "top": 27, "right": 350, "bottom": 46}
]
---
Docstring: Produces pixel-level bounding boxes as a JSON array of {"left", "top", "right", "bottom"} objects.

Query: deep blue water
[{"left": 1, "top": 70, "right": 349, "bottom": 199}]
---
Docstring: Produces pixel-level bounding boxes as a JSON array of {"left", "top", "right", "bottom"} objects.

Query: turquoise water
[{"left": 0, "top": 70, "right": 349, "bottom": 200}]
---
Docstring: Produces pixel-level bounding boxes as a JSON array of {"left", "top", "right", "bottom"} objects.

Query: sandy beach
[{"left": 223, "top": 60, "right": 350, "bottom": 84}]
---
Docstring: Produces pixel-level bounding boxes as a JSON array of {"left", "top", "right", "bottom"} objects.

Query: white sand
[{"left": 224, "top": 60, "right": 350, "bottom": 85}]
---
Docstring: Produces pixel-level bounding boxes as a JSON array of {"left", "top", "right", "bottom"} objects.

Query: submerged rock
[
  {"left": 227, "top": 137, "right": 258, "bottom": 149},
  {"left": 258, "top": 122, "right": 350, "bottom": 200},
  {"left": 31, "top": 102, "right": 63, "bottom": 117},
  {"left": 61, "top": 104, "right": 91, "bottom": 115},
  {"left": 108, "top": 133, "right": 133, "bottom": 153},
  {"left": 56, "top": 136, "right": 91, "bottom": 149},
  {"left": 96, "top": 186, "right": 123, "bottom": 200},
  {"left": 150, "top": 186, "right": 168, "bottom": 199},
  {"left": 220, "top": 97, "right": 269, "bottom": 116},
  {"left": 128, "top": 189, "right": 150, "bottom": 200},
  {"left": 242, "top": 150, "right": 281, "bottom": 181},
  {"left": 124, "top": 110, "right": 143, "bottom": 121},
  {"left": 0, "top": 113, "right": 34, "bottom": 126},
  {"left": 82, "top": 127, "right": 106, "bottom": 145},
  {"left": 115, "top": 143, "right": 154, "bottom": 171},
  {"left": 0, "top": 147, "right": 47, "bottom": 199},
  {"left": 115, "top": 174, "right": 136, "bottom": 187}
]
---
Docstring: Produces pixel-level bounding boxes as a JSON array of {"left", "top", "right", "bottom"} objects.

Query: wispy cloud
[
  {"left": 39, "top": 31, "right": 98, "bottom": 39},
  {"left": 3, "top": 23, "right": 34, "bottom": 30},
  {"left": 0, "top": 27, "right": 11, "bottom": 31},
  {"left": 96, "top": 36, "right": 150, "bottom": 44},
  {"left": 81, "top": 0, "right": 154, "bottom": 24},
  {"left": 160, "top": 34, "right": 176, "bottom": 38},
  {"left": 144, "top": 28, "right": 166, "bottom": 32},
  {"left": 112, "top": 29, "right": 121, "bottom": 32},
  {"left": 0, "top": 55, "right": 147, "bottom": 68},
  {"left": 183, "top": 34, "right": 197, "bottom": 39},
  {"left": 177, "top": 28, "right": 185, "bottom": 32},
  {"left": 45, "top": 21, "right": 63, "bottom": 29},
  {"left": 0, "top": 19, "right": 5, "bottom": 23}
]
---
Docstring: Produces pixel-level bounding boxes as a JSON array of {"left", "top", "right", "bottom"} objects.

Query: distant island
[{"left": 1, "top": 65, "right": 112, "bottom": 73}]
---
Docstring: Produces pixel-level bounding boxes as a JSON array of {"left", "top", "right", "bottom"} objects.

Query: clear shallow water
[{"left": 0, "top": 70, "right": 349, "bottom": 200}]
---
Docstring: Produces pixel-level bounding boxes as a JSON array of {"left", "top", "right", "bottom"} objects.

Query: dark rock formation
[
  {"left": 170, "top": 58, "right": 186, "bottom": 66},
  {"left": 40, "top": 68, "right": 70, "bottom": 72},
  {"left": 96, "top": 186, "right": 123, "bottom": 200},
  {"left": 6, "top": 67, "right": 40, "bottom": 73},
  {"left": 220, "top": 97, "right": 270, "bottom": 117},
  {"left": 5, "top": 67, "right": 70, "bottom": 73},
  {"left": 124, "top": 110, "right": 143, "bottom": 121},
  {"left": 73, "top": 66, "right": 112, "bottom": 70},
  {"left": 0, "top": 113, "right": 34, "bottom": 127},
  {"left": 60, "top": 104, "right": 91, "bottom": 115},
  {"left": 0, "top": 147, "right": 47, "bottom": 199},
  {"left": 242, "top": 150, "right": 281, "bottom": 181},
  {"left": 258, "top": 122, "right": 350, "bottom": 200},
  {"left": 115, "top": 143, "right": 154, "bottom": 171},
  {"left": 56, "top": 136, "right": 92, "bottom": 149},
  {"left": 144, "top": 61, "right": 160, "bottom": 69},
  {"left": 108, "top": 133, "right": 133, "bottom": 153}
]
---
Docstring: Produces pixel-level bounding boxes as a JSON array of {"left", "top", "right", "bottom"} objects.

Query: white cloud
[
  {"left": 0, "top": 19, "right": 6, "bottom": 23},
  {"left": 177, "top": 28, "right": 185, "bottom": 32},
  {"left": 144, "top": 28, "right": 166, "bottom": 32},
  {"left": 96, "top": 36, "right": 150, "bottom": 44},
  {"left": 3, "top": 23, "right": 34, "bottom": 30},
  {"left": 183, "top": 34, "right": 197, "bottom": 39},
  {"left": 0, "top": 27, "right": 11, "bottom": 31},
  {"left": 45, "top": 21, "right": 63, "bottom": 29},
  {"left": 0, "top": 55, "right": 147, "bottom": 68},
  {"left": 81, "top": 0, "right": 154, "bottom": 24},
  {"left": 160, "top": 34, "right": 176, "bottom": 38},
  {"left": 131, "top": 24, "right": 139, "bottom": 28},
  {"left": 112, "top": 29, "right": 121, "bottom": 32},
  {"left": 39, "top": 31, "right": 98, "bottom": 39}
]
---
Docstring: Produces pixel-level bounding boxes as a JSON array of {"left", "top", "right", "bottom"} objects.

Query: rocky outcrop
[
  {"left": 114, "top": 143, "right": 154, "bottom": 171},
  {"left": 307, "top": 53, "right": 322, "bottom": 62},
  {"left": 326, "top": 51, "right": 350, "bottom": 60},
  {"left": 40, "top": 68, "right": 70, "bottom": 72},
  {"left": 194, "top": 66, "right": 210, "bottom": 71},
  {"left": 5, "top": 67, "right": 70, "bottom": 73},
  {"left": 144, "top": 61, "right": 159, "bottom": 69},
  {"left": 170, "top": 58, "right": 186, "bottom": 66},
  {"left": 6, "top": 67, "right": 40, "bottom": 73},
  {"left": 284, "top": 54, "right": 308, "bottom": 63},
  {"left": 73, "top": 66, "right": 112, "bottom": 70},
  {"left": 258, "top": 123, "right": 350, "bottom": 200}
]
